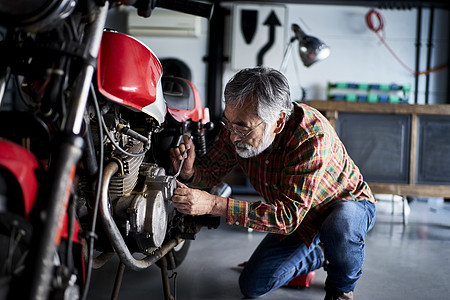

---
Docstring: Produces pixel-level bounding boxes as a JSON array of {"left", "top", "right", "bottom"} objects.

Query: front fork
[
  {"left": 7, "top": 3, "right": 110, "bottom": 300},
  {"left": 0, "top": 66, "right": 10, "bottom": 109},
  {"left": 18, "top": 136, "right": 84, "bottom": 300}
]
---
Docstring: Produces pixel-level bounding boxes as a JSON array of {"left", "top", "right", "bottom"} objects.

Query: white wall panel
[{"left": 125, "top": 4, "right": 448, "bottom": 107}]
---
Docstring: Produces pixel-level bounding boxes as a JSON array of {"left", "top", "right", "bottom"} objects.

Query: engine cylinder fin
[{"left": 110, "top": 141, "right": 145, "bottom": 197}]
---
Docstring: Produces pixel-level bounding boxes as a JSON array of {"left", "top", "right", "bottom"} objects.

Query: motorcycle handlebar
[
  {"left": 122, "top": 0, "right": 214, "bottom": 19},
  {"left": 156, "top": 0, "right": 214, "bottom": 20}
]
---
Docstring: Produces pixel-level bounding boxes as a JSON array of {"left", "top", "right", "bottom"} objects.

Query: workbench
[{"left": 305, "top": 100, "right": 450, "bottom": 198}]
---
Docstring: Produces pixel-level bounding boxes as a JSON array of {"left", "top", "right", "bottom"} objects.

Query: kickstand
[
  {"left": 160, "top": 256, "right": 177, "bottom": 300},
  {"left": 110, "top": 262, "right": 126, "bottom": 300}
]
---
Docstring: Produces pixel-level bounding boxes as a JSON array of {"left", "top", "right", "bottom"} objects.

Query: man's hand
[
  {"left": 172, "top": 181, "right": 228, "bottom": 217},
  {"left": 170, "top": 135, "right": 196, "bottom": 181}
]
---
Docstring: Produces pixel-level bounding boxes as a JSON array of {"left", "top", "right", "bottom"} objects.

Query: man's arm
[
  {"left": 170, "top": 131, "right": 237, "bottom": 218},
  {"left": 172, "top": 181, "right": 228, "bottom": 217}
]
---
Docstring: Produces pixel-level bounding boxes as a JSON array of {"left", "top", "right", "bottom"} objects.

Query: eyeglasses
[{"left": 220, "top": 117, "right": 264, "bottom": 139}]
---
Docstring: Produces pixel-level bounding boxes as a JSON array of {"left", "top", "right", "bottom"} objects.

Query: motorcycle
[{"left": 0, "top": 1, "right": 226, "bottom": 299}]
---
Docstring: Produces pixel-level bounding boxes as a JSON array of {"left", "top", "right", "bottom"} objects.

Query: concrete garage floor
[{"left": 87, "top": 196, "right": 450, "bottom": 300}]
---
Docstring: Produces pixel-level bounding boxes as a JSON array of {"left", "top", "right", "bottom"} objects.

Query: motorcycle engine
[{"left": 108, "top": 138, "right": 176, "bottom": 253}]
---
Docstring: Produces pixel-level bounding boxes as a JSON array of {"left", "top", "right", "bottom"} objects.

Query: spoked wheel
[
  {"left": 157, "top": 239, "right": 191, "bottom": 270},
  {"left": 169, "top": 239, "right": 190, "bottom": 269}
]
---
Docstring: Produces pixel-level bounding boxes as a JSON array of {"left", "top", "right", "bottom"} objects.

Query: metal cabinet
[{"left": 306, "top": 100, "right": 450, "bottom": 197}]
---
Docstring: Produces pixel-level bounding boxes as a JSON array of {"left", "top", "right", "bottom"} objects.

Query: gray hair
[{"left": 224, "top": 66, "right": 293, "bottom": 124}]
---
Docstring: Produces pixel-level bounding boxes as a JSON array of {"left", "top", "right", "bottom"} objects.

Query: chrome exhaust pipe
[{"left": 98, "top": 161, "right": 182, "bottom": 271}]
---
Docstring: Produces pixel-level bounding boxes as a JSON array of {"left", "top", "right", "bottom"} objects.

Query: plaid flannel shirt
[{"left": 188, "top": 102, "right": 375, "bottom": 246}]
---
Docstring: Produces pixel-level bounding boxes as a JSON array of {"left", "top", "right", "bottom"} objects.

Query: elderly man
[{"left": 170, "top": 66, "right": 376, "bottom": 300}]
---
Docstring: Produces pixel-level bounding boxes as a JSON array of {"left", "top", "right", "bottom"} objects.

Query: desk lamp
[{"left": 280, "top": 23, "right": 330, "bottom": 71}]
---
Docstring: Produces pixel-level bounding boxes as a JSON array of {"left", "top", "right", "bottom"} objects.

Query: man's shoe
[
  {"left": 324, "top": 290, "right": 353, "bottom": 300},
  {"left": 286, "top": 271, "right": 315, "bottom": 288},
  {"left": 238, "top": 262, "right": 316, "bottom": 289}
]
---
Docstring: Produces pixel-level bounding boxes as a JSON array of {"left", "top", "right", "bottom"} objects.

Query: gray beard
[{"left": 234, "top": 123, "right": 275, "bottom": 158}]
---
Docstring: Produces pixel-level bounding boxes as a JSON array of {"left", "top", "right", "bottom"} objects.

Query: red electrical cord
[{"left": 365, "top": 9, "right": 448, "bottom": 76}]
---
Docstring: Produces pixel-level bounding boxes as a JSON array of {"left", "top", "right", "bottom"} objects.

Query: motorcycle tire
[
  {"left": 156, "top": 239, "right": 191, "bottom": 270},
  {"left": 0, "top": 167, "right": 33, "bottom": 295},
  {"left": 0, "top": 212, "right": 32, "bottom": 298}
]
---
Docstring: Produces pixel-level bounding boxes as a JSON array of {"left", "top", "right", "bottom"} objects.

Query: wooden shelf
[
  {"left": 305, "top": 100, "right": 450, "bottom": 197},
  {"left": 305, "top": 100, "right": 450, "bottom": 115}
]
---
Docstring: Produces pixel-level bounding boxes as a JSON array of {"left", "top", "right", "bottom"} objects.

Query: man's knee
[
  {"left": 239, "top": 272, "right": 265, "bottom": 298},
  {"left": 321, "top": 221, "right": 365, "bottom": 268},
  {"left": 320, "top": 201, "right": 369, "bottom": 251},
  {"left": 238, "top": 269, "right": 277, "bottom": 298},
  {"left": 320, "top": 205, "right": 367, "bottom": 278}
]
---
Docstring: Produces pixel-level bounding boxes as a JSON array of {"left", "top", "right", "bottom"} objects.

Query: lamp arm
[{"left": 279, "top": 37, "right": 296, "bottom": 73}]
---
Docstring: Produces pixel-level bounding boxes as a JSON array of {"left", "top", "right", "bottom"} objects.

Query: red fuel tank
[{"left": 97, "top": 31, "right": 166, "bottom": 124}]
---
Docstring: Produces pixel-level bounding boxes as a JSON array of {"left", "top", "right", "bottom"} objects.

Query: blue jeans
[{"left": 239, "top": 200, "right": 376, "bottom": 298}]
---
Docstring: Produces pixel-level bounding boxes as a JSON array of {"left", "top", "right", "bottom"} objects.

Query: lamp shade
[{"left": 292, "top": 24, "right": 330, "bottom": 67}]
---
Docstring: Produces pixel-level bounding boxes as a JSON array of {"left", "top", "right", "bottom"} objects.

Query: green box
[
  {"left": 336, "top": 82, "right": 348, "bottom": 89},
  {"left": 380, "top": 84, "right": 390, "bottom": 91},
  {"left": 345, "top": 94, "right": 357, "bottom": 102},
  {"left": 389, "top": 95, "right": 400, "bottom": 103},
  {"left": 358, "top": 83, "right": 369, "bottom": 90},
  {"left": 368, "top": 94, "right": 379, "bottom": 103}
]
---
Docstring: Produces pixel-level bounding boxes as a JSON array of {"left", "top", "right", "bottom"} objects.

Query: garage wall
[
  {"left": 221, "top": 3, "right": 449, "bottom": 105},
  {"left": 122, "top": 3, "right": 449, "bottom": 108},
  {"left": 113, "top": 7, "right": 211, "bottom": 108}
]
